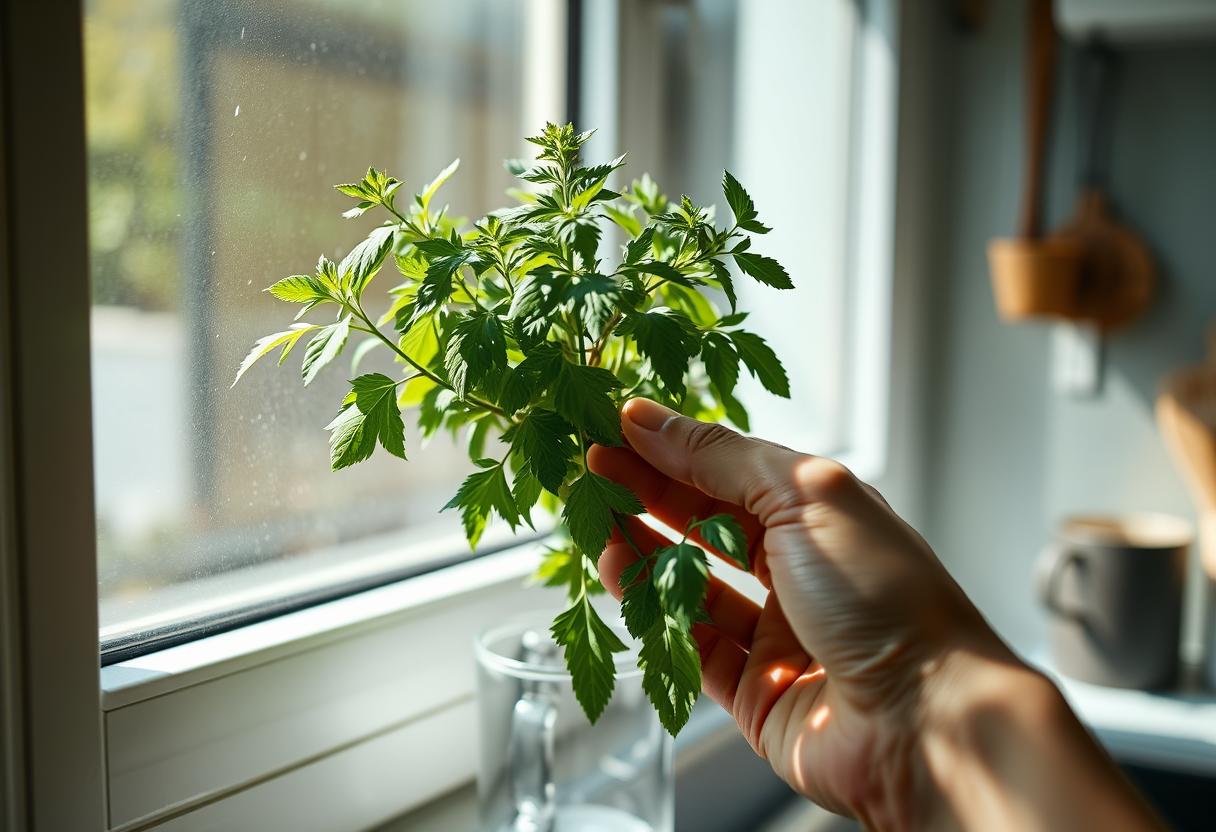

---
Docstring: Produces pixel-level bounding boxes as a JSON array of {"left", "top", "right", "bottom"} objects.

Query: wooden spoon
[{"left": 1157, "top": 329, "right": 1216, "bottom": 577}]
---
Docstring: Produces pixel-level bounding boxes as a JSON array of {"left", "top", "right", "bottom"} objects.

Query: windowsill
[
  {"left": 1032, "top": 653, "right": 1216, "bottom": 778},
  {"left": 101, "top": 539, "right": 544, "bottom": 711}
]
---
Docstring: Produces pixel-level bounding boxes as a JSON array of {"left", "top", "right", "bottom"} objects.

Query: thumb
[{"left": 619, "top": 398, "right": 804, "bottom": 518}]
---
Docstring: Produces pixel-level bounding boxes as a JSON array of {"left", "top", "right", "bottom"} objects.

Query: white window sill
[{"left": 100, "top": 540, "right": 559, "bottom": 831}]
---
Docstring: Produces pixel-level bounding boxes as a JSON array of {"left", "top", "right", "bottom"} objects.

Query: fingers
[
  {"left": 588, "top": 444, "right": 767, "bottom": 580},
  {"left": 618, "top": 398, "right": 807, "bottom": 523},
  {"left": 732, "top": 593, "right": 814, "bottom": 751}
]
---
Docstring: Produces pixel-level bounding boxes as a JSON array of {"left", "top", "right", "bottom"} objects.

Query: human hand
[{"left": 590, "top": 399, "right": 1160, "bottom": 830}]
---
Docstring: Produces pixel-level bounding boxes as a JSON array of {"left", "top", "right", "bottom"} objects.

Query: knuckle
[
  {"left": 682, "top": 420, "right": 738, "bottom": 455},
  {"left": 795, "top": 456, "right": 856, "bottom": 499}
]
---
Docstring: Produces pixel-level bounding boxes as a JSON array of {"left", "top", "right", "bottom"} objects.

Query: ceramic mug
[{"left": 1036, "top": 513, "right": 1191, "bottom": 690}]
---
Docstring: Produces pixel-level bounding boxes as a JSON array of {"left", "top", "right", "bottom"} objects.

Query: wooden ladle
[
  {"left": 1157, "top": 329, "right": 1216, "bottom": 578},
  {"left": 989, "top": 0, "right": 1084, "bottom": 320}
]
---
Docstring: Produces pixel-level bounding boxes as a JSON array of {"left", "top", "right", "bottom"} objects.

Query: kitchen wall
[{"left": 919, "top": 0, "right": 1216, "bottom": 656}]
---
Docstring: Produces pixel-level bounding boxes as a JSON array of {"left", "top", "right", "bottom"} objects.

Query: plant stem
[{"left": 348, "top": 307, "right": 509, "bottom": 418}]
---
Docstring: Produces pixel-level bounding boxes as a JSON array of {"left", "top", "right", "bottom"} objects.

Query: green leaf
[
  {"left": 232, "top": 324, "right": 318, "bottom": 387},
  {"left": 602, "top": 204, "right": 641, "bottom": 237},
  {"left": 326, "top": 403, "right": 376, "bottom": 470},
  {"left": 553, "top": 361, "right": 624, "bottom": 446},
  {"left": 732, "top": 251, "right": 794, "bottom": 290},
  {"left": 551, "top": 595, "right": 627, "bottom": 723},
  {"left": 728, "top": 330, "right": 790, "bottom": 398},
  {"left": 654, "top": 542, "right": 709, "bottom": 623},
  {"left": 512, "top": 468, "right": 544, "bottom": 526},
  {"left": 301, "top": 315, "right": 351, "bottom": 386},
  {"left": 444, "top": 311, "right": 507, "bottom": 399},
  {"left": 566, "top": 273, "right": 622, "bottom": 340},
  {"left": 267, "top": 274, "right": 331, "bottom": 305},
  {"left": 506, "top": 409, "right": 576, "bottom": 494},
  {"left": 722, "top": 170, "right": 771, "bottom": 234},
  {"left": 418, "top": 158, "right": 459, "bottom": 210},
  {"left": 351, "top": 372, "right": 406, "bottom": 459},
  {"left": 709, "top": 259, "right": 737, "bottom": 312},
  {"left": 619, "top": 559, "right": 660, "bottom": 640},
  {"left": 700, "top": 331, "right": 740, "bottom": 396},
  {"left": 628, "top": 260, "right": 696, "bottom": 288},
  {"left": 639, "top": 615, "right": 701, "bottom": 735},
  {"left": 619, "top": 309, "right": 700, "bottom": 396},
  {"left": 339, "top": 225, "right": 395, "bottom": 298},
  {"left": 562, "top": 472, "right": 644, "bottom": 558},
  {"left": 694, "top": 513, "right": 749, "bottom": 570},
  {"left": 413, "top": 238, "right": 472, "bottom": 318},
  {"left": 443, "top": 463, "right": 520, "bottom": 547}
]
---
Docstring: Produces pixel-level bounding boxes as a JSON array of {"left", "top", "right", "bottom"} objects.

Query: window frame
[{"left": 2, "top": 0, "right": 913, "bottom": 828}]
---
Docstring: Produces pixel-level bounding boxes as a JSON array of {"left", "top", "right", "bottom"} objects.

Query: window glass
[{"left": 86, "top": 0, "right": 557, "bottom": 647}]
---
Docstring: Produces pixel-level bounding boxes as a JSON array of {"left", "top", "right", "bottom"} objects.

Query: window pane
[{"left": 87, "top": 0, "right": 559, "bottom": 646}]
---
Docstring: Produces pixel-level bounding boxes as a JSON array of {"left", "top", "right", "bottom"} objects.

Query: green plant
[{"left": 234, "top": 123, "right": 792, "bottom": 734}]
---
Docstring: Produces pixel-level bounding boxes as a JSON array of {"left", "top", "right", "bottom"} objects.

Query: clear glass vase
[{"left": 475, "top": 612, "right": 674, "bottom": 832}]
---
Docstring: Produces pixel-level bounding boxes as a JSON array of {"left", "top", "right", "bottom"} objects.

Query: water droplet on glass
[
  {"left": 310, "top": 42, "right": 317, "bottom": 51},
  {"left": 240, "top": 26, "right": 246, "bottom": 40},
  {"left": 246, "top": 279, "right": 252, "bottom": 286},
  {"left": 234, "top": 105, "right": 241, "bottom": 117},
  {"left": 298, "top": 150, "right": 308, "bottom": 162}
]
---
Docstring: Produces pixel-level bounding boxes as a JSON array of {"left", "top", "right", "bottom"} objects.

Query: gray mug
[{"left": 1036, "top": 513, "right": 1191, "bottom": 690}]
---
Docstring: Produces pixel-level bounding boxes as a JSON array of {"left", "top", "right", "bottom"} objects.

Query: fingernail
[{"left": 624, "top": 398, "right": 676, "bottom": 432}]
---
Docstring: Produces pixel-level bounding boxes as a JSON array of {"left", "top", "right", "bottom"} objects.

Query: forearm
[{"left": 918, "top": 651, "right": 1164, "bottom": 832}]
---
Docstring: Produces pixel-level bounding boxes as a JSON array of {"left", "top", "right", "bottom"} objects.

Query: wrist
[{"left": 915, "top": 644, "right": 1064, "bottom": 831}]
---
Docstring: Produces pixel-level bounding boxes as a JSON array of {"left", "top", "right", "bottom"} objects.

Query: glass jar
[{"left": 475, "top": 612, "right": 673, "bottom": 832}]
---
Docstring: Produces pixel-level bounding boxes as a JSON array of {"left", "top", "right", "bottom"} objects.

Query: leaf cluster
[{"left": 234, "top": 123, "right": 792, "bottom": 734}]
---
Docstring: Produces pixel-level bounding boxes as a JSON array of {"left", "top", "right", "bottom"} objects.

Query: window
[
  {"left": 0, "top": 0, "right": 904, "bottom": 827},
  {"left": 87, "top": 0, "right": 567, "bottom": 657},
  {"left": 584, "top": 0, "right": 863, "bottom": 455}
]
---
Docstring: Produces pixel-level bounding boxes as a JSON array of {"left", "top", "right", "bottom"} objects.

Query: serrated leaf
[
  {"left": 628, "top": 260, "right": 697, "bottom": 287},
  {"left": 654, "top": 542, "right": 709, "bottom": 623},
  {"left": 566, "top": 274, "right": 622, "bottom": 340},
  {"left": 232, "top": 324, "right": 319, "bottom": 387},
  {"left": 620, "top": 559, "right": 661, "bottom": 640},
  {"left": 267, "top": 274, "right": 331, "bottom": 304},
  {"left": 326, "top": 403, "right": 377, "bottom": 470},
  {"left": 639, "top": 615, "right": 701, "bottom": 736},
  {"left": 602, "top": 204, "right": 641, "bottom": 237},
  {"left": 512, "top": 468, "right": 544, "bottom": 527},
  {"left": 507, "top": 409, "right": 576, "bottom": 494},
  {"left": 301, "top": 315, "right": 351, "bottom": 386},
  {"left": 443, "top": 463, "right": 520, "bottom": 547},
  {"left": 562, "top": 472, "right": 643, "bottom": 558},
  {"left": 732, "top": 251, "right": 793, "bottom": 290},
  {"left": 619, "top": 309, "right": 700, "bottom": 396},
  {"left": 623, "top": 227, "right": 655, "bottom": 265},
  {"left": 419, "top": 158, "right": 459, "bottom": 210},
  {"left": 551, "top": 595, "right": 627, "bottom": 723},
  {"left": 700, "top": 331, "right": 740, "bottom": 397},
  {"left": 339, "top": 224, "right": 395, "bottom": 298},
  {"left": 709, "top": 259, "right": 737, "bottom": 312},
  {"left": 694, "top": 513, "right": 749, "bottom": 570},
  {"left": 553, "top": 361, "right": 624, "bottom": 446},
  {"left": 728, "top": 330, "right": 790, "bottom": 398},
  {"left": 351, "top": 372, "right": 406, "bottom": 459},
  {"left": 722, "top": 170, "right": 771, "bottom": 234},
  {"left": 444, "top": 311, "right": 507, "bottom": 399}
]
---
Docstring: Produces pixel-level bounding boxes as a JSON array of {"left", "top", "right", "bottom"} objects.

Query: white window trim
[{"left": 3, "top": 0, "right": 913, "bottom": 829}]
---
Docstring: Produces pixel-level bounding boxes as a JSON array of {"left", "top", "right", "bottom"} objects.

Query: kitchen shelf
[{"left": 1057, "top": 0, "right": 1216, "bottom": 42}]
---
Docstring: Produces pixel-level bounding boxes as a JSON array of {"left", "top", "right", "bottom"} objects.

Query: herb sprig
[{"left": 235, "top": 123, "right": 792, "bottom": 734}]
